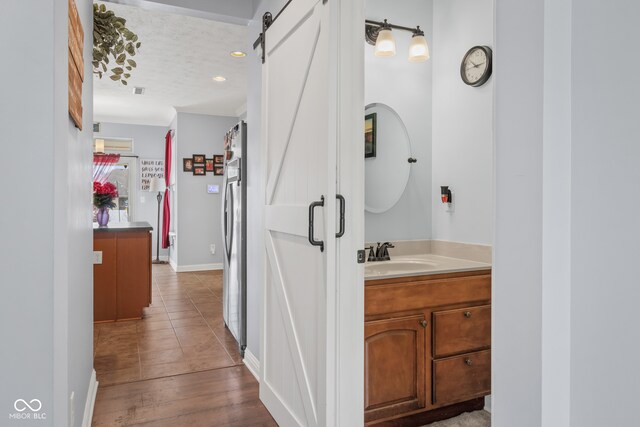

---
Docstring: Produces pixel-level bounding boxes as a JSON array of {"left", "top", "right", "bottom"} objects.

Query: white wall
[
  {"left": 1, "top": 0, "right": 94, "bottom": 426},
  {"left": 169, "top": 113, "right": 179, "bottom": 267},
  {"left": 95, "top": 122, "right": 170, "bottom": 259},
  {"left": 174, "top": 112, "right": 238, "bottom": 269},
  {"left": 541, "top": 0, "right": 571, "bottom": 424},
  {"left": 569, "top": 0, "right": 640, "bottom": 425},
  {"left": 431, "top": 0, "right": 494, "bottom": 245},
  {"left": 244, "top": 0, "right": 289, "bottom": 363},
  {"left": 364, "top": 0, "right": 433, "bottom": 243},
  {"left": 493, "top": 0, "right": 544, "bottom": 424}
]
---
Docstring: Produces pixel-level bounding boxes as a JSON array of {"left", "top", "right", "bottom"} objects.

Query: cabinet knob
[
  {"left": 419, "top": 319, "right": 428, "bottom": 328},
  {"left": 465, "top": 358, "right": 473, "bottom": 366},
  {"left": 464, "top": 311, "right": 472, "bottom": 318}
]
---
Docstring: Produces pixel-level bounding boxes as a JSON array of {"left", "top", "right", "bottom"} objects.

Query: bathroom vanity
[{"left": 364, "top": 253, "right": 491, "bottom": 426}]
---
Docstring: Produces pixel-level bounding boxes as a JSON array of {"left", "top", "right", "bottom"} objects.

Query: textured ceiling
[{"left": 93, "top": 1, "right": 248, "bottom": 126}]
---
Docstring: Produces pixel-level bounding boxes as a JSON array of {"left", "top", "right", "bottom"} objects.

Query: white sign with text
[{"left": 140, "top": 159, "right": 164, "bottom": 191}]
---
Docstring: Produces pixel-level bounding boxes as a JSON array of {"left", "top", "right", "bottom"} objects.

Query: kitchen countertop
[
  {"left": 93, "top": 221, "right": 153, "bottom": 232},
  {"left": 364, "top": 253, "right": 491, "bottom": 281}
]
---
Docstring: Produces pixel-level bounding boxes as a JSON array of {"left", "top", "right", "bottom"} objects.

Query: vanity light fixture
[
  {"left": 373, "top": 20, "right": 396, "bottom": 57},
  {"left": 366, "top": 19, "right": 430, "bottom": 62},
  {"left": 408, "top": 27, "right": 429, "bottom": 62}
]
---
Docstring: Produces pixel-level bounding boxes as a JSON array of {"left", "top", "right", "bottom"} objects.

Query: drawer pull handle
[
  {"left": 419, "top": 319, "right": 428, "bottom": 328},
  {"left": 465, "top": 358, "right": 473, "bottom": 366},
  {"left": 464, "top": 311, "right": 472, "bottom": 318}
]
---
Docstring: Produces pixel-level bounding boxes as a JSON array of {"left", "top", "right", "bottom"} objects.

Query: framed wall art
[{"left": 365, "top": 112, "right": 377, "bottom": 158}]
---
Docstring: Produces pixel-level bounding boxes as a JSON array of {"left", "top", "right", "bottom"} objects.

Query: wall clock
[{"left": 460, "top": 45, "right": 493, "bottom": 87}]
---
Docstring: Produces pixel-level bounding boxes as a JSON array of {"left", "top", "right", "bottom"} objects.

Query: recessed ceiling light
[
  {"left": 212, "top": 76, "right": 226, "bottom": 82},
  {"left": 230, "top": 51, "right": 246, "bottom": 58}
]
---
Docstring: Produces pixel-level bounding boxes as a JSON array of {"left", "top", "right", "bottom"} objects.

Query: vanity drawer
[
  {"left": 433, "top": 350, "right": 491, "bottom": 405},
  {"left": 433, "top": 305, "right": 491, "bottom": 357}
]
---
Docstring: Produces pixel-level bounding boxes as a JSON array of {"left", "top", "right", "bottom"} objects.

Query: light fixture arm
[{"left": 366, "top": 19, "right": 420, "bottom": 34}]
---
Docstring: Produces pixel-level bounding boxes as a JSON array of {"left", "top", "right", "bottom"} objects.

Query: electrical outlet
[
  {"left": 69, "top": 392, "right": 75, "bottom": 427},
  {"left": 446, "top": 191, "right": 455, "bottom": 213},
  {"left": 93, "top": 251, "right": 103, "bottom": 264},
  {"left": 210, "top": 244, "right": 216, "bottom": 254}
]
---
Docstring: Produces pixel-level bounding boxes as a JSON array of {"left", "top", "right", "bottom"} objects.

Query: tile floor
[{"left": 93, "top": 265, "right": 242, "bottom": 386}]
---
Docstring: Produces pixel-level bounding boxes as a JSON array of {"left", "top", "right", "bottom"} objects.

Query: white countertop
[{"left": 364, "top": 253, "right": 491, "bottom": 281}]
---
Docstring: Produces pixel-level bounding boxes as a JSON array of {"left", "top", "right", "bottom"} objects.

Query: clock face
[{"left": 461, "top": 46, "right": 492, "bottom": 87}]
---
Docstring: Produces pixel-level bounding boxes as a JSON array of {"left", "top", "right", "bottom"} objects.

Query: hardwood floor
[{"left": 92, "top": 266, "right": 276, "bottom": 426}]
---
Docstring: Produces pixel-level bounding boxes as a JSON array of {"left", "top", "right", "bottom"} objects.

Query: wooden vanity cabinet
[
  {"left": 365, "top": 315, "right": 427, "bottom": 420},
  {"left": 365, "top": 270, "right": 491, "bottom": 426}
]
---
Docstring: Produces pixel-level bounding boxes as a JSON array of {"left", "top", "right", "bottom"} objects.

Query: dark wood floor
[{"left": 92, "top": 266, "right": 276, "bottom": 426}]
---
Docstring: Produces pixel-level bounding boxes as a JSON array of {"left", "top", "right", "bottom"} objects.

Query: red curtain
[
  {"left": 162, "top": 131, "right": 172, "bottom": 249},
  {"left": 93, "top": 153, "right": 120, "bottom": 183}
]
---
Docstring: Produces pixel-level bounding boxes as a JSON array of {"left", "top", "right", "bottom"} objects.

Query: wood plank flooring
[{"left": 92, "top": 266, "right": 276, "bottom": 426}]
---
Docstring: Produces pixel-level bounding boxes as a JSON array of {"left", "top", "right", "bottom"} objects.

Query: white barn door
[{"left": 260, "top": 0, "right": 364, "bottom": 426}]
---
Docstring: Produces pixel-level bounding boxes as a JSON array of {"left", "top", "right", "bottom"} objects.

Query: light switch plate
[
  {"left": 210, "top": 244, "right": 216, "bottom": 254},
  {"left": 93, "top": 251, "right": 103, "bottom": 265}
]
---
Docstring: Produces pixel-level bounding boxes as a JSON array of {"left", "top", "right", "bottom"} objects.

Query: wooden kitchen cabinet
[
  {"left": 93, "top": 222, "right": 152, "bottom": 322},
  {"left": 365, "top": 270, "right": 491, "bottom": 426}
]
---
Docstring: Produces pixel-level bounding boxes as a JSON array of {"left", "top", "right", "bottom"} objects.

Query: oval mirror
[{"left": 364, "top": 103, "right": 412, "bottom": 213}]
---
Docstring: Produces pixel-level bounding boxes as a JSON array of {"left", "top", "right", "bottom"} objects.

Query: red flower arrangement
[{"left": 93, "top": 181, "right": 118, "bottom": 209}]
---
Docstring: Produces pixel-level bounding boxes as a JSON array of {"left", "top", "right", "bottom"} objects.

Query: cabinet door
[
  {"left": 116, "top": 231, "right": 151, "bottom": 320},
  {"left": 93, "top": 233, "right": 117, "bottom": 321},
  {"left": 365, "top": 315, "right": 427, "bottom": 421}
]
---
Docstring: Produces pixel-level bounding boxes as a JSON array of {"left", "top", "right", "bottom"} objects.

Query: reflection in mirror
[{"left": 364, "top": 103, "right": 412, "bottom": 213}]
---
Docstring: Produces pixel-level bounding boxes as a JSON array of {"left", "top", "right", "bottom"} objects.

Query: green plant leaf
[{"left": 93, "top": 4, "right": 141, "bottom": 87}]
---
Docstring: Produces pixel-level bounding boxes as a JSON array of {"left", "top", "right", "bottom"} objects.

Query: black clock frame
[{"left": 460, "top": 45, "right": 493, "bottom": 87}]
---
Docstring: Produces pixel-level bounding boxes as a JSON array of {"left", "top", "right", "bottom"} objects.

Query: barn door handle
[
  {"left": 336, "top": 194, "right": 345, "bottom": 238},
  {"left": 308, "top": 196, "right": 325, "bottom": 252}
]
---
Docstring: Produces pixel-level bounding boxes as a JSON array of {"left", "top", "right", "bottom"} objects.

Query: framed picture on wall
[
  {"left": 205, "top": 159, "right": 215, "bottom": 172},
  {"left": 193, "top": 165, "right": 206, "bottom": 176},
  {"left": 365, "top": 113, "right": 377, "bottom": 158},
  {"left": 214, "top": 166, "right": 224, "bottom": 176},
  {"left": 213, "top": 154, "right": 224, "bottom": 165},
  {"left": 193, "top": 154, "right": 206, "bottom": 164},
  {"left": 183, "top": 158, "right": 194, "bottom": 172}
]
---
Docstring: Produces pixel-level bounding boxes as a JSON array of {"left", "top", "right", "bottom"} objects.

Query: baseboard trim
[
  {"left": 243, "top": 348, "right": 260, "bottom": 382},
  {"left": 82, "top": 369, "right": 98, "bottom": 427},
  {"left": 169, "top": 257, "right": 178, "bottom": 272},
  {"left": 173, "top": 263, "right": 223, "bottom": 273},
  {"left": 484, "top": 395, "right": 492, "bottom": 413}
]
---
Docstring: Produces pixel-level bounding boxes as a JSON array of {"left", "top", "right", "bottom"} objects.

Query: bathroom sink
[{"left": 365, "top": 259, "right": 438, "bottom": 276}]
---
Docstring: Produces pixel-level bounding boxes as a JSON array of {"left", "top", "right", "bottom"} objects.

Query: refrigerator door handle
[{"left": 224, "top": 183, "right": 235, "bottom": 263}]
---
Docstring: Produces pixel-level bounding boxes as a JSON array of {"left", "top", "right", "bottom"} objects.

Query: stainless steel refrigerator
[{"left": 221, "top": 121, "right": 247, "bottom": 356}]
